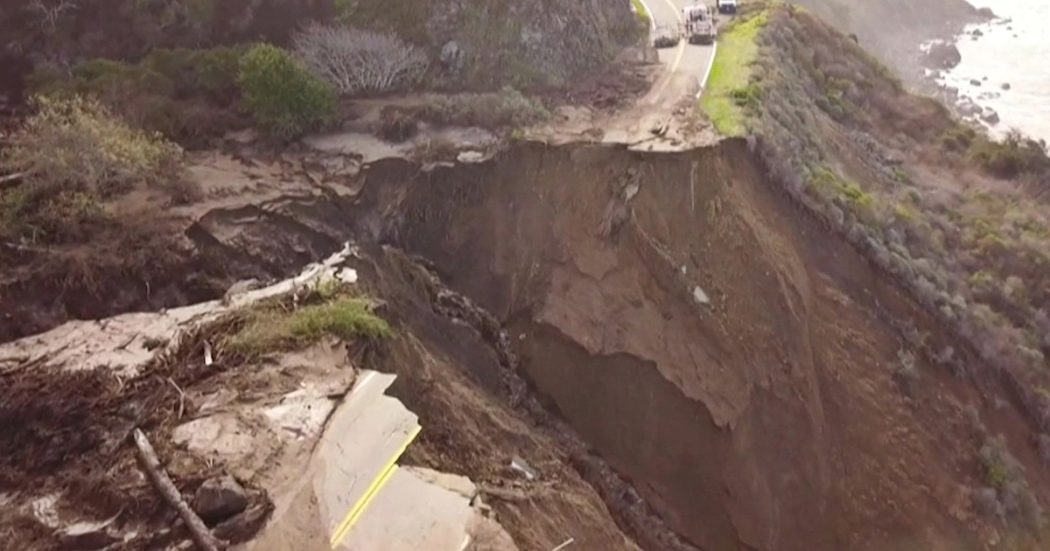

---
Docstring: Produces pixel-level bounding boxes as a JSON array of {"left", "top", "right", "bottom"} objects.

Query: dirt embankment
[{"left": 168, "top": 141, "right": 1050, "bottom": 550}]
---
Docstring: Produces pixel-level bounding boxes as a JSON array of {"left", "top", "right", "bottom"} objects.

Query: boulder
[
  {"left": 981, "top": 108, "right": 1000, "bottom": 125},
  {"left": 1001, "top": 82, "right": 1012, "bottom": 91},
  {"left": 958, "top": 99, "right": 982, "bottom": 117},
  {"left": 193, "top": 475, "right": 249, "bottom": 524},
  {"left": 924, "top": 41, "right": 961, "bottom": 69},
  {"left": 440, "top": 41, "right": 465, "bottom": 72}
]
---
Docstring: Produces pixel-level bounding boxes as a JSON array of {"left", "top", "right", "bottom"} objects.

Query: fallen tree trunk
[{"left": 133, "top": 429, "right": 225, "bottom": 551}]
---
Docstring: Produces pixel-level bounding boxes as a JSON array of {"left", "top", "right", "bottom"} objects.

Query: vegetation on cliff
[
  {"left": 733, "top": 5, "right": 1050, "bottom": 538},
  {"left": 700, "top": 10, "right": 767, "bottom": 136}
]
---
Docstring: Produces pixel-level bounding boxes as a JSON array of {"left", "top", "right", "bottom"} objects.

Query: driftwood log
[{"left": 132, "top": 429, "right": 225, "bottom": 551}]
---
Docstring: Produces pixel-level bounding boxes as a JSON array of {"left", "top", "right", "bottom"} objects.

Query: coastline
[{"left": 923, "top": 0, "right": 1050, "bottom": 143}]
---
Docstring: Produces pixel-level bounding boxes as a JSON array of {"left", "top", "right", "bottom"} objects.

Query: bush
[
  {"left": 238, "top": 43, "right": 336, "bottom": 139},
  {"left": 378, "top": 106, "right": 419, "bottom": 142},
  {"left": 417, "top": 87, "right": 550, "bottom": 129},
  {"left": 227, "top": 295, "right": 391, "bottom": 355},
  {"left": 970, "top": 131, "right": 1050, "bottom": 180},
  {"left": 979, "top": 435, "right": 1044, "bottom": 529},
  {"left": 294, "top": 23, "right": 428, "bottom": 96},
  {"left": 1, "top": 95, "right": 188, "bottom": 242},
  {"left": 27, "top": 47, "right": 247, "bottom": 144}
]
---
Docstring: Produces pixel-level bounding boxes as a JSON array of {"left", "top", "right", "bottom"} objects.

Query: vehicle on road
[
  {"left": 716, "top": 0, "right": 738, "bottom": 15},
  {"left": 682, "top": 3, "right": 717, "bottom": 45},
  {"left": 653, "top": 23, "right": 681, "bottom": 48}
]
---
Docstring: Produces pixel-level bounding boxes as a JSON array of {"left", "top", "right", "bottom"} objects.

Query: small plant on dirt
[
  {"left": 417, "top": 87, "right": 549, "bottom": 129},
  {"left": 238, "top": 43, "right": 336, "bottom": 140},
  {"left": 408, "top": 137, "right": 460, "bottom": 164},
  {"left": 0, "top": 95, "right": 189, "bottom": 242},
  {"left": 377, "top": 106, "right": 419, "bottom": 142},
  {"left": 893, "top": 348, "right": 919, "bottom": 397},
  {"left": 977, "top": 435, "right": 1044, "bottom": 529},
  {"left": 293, "top": 23, "right": 428, "bottom": 96},
  {"left": 226, "top": 285, "right": 391, "bottom": 356}
]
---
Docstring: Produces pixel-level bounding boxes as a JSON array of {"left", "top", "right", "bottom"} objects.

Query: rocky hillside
[{"left": 0, "top": 0, "right": 639, "bottom": 102}]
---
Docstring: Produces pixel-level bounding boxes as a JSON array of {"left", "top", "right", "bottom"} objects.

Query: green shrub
[
  {"left": 238, "top": 43, "right": 336, "bottom": 139},
  {"left": 195, "top": 46, "right": 246, "bottom": 99},
  {"left": 227, "top": 295, "right": 391, "bottom": 355},
  {"left": 26, "top": 47, "right": 247, "bottom": 143},
  {"left": 1, "top": 95, "right": 188, "bottom": 242},
  {"left": 969, "top": 131, "right": 1049, "bottom": 180}
]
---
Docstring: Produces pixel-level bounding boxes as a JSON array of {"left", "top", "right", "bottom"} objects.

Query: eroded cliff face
[{"left": 176, "top": 141, "right": 1048, "bottom": 550}]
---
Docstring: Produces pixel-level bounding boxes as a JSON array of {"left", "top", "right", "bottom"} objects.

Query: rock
[
  {"left": 440, "top": 41, "right": 464, "bottom": 72},
  {"left": 957, "top": 99, "right": 982, "bottom": 117},
  {"left": 692, "top": 286, "right": 711, "bottom": 306},
  {"left": 924, "top": 41, "right": 961, "bottom": 69},
  {"left": 981, "top": 108, "right": 1000, "bottom": 125},
  {"left": 1001, "top": 82, "right": 1011, "bottom": 91},
  {"left": 457, "top": 150, "right": 486, "bottom": 164},
  {"left": 972, "top": 28, "right": 984, "bottom": 38},
  {"left": 969, "top": 79, "right": 982, "bottom": 87},
  {"left": 509, "top": 456, "right": 538, "bottom": 480},
  {"left": 193, "top": 475, "right": 249, "bottom": 524}
]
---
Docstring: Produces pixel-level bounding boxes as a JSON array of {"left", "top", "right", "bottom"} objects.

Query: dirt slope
[{"left": 173, "top": 140, "right": 1050, "bottom": 550}]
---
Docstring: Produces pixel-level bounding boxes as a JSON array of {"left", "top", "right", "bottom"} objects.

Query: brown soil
[
  {"left": 6, "top": 139, "right": 1050, "bottom": 550},
  {"left": 176, "top": 141, "right": 1050, "bottom": 549},
  {"left": 0, "top": 321, "right": 274, "bottom": 549}
]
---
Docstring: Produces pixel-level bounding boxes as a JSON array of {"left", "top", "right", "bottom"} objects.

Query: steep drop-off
[{"left": 181, "top": 141, "right": 1050, "bottom": 550}]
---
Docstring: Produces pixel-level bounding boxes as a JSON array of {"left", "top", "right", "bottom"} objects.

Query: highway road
[
  {"left": 639, "top": 0, "right": 719, "bottom": 99},
  {"left": 597, "top": 0, "right": 722, "bottom": 149}
]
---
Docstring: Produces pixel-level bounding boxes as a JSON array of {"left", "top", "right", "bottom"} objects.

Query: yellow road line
[{"left": 329, "top": 424, "right": 422, "bottom": 548}]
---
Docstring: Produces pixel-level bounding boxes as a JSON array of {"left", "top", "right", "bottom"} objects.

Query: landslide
[{"left": 182, "top": 139, "right": 1050, "bottom": 550}]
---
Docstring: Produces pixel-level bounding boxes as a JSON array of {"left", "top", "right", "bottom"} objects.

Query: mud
[{"left": 6, "top": 139, "right": 1050, "bottom": 549}]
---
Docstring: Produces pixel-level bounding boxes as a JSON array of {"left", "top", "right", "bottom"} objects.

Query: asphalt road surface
[{"left": 641, "top": 0, "right": 719, "bottom": 99}]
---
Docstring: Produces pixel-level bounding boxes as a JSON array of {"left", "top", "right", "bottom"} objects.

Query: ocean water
[{"left": 938, "top": 0, "right": 1050, "bottom": 143}]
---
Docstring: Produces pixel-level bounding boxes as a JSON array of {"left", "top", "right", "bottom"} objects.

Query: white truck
[
  {"left": 682, "top": 3, "right": 717, "bottom": 45},
  {"left": 716, "top": 0, "right": 739, "bottom": 15}
]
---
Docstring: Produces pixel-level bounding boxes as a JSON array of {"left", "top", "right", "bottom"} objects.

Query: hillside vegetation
[
  {"left": 732, "top": 6, "right": 1050, "bottom": 540},
  {"left": 2, "top": 0, "right": 640, "bottom": 104}
]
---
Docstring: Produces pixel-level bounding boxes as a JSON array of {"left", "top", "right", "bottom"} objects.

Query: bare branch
[{"left": 27, "top": 0, "right": 78, "bottom": 30}]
